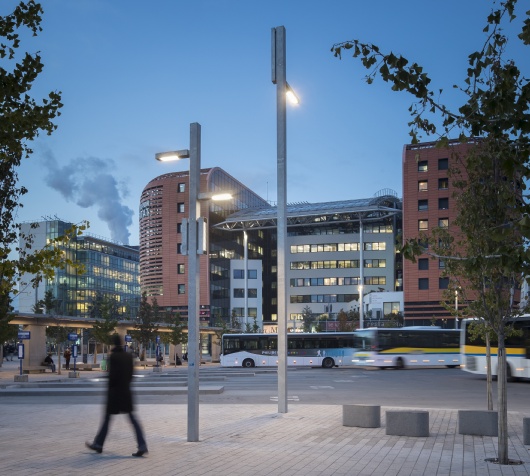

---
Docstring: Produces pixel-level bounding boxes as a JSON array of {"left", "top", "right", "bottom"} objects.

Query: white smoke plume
[{"left": 43, "top": 153, "right": 134, "bottom": 244}]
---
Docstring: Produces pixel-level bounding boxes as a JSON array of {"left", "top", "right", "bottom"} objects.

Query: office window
[
  {"left": 418, "top": 258, "right": 429, "bottom": 270},
  {"left": 248, "top": 289, "right": 258, "bottom": 298},
  {"left": 383, "top": 302, "right": 401, "bottom": 315},
  {"left": 418, "top": 160, "right": 428, "bottom": 172},
  {"left": 438, "top": 198, "right": 449, "bottom": 210},
  {"left": 178, "top": 264, "right": 185, "bottom": 274},
  {"left": 234, "top": 288, "right": 245, "bottom": 298},
  {"left": 248, "top": 269, "right": 257, "bottom": 279},
  {"left": 418, "top": 219, "right": 428, "bottom": 231},
  {"left": 178, "top": 183, "right": 186, "bottom": 193},
  {"left": 233, "top": 269, "right": 244, "bottom": 279},
  {"left": 418, "top": 278, "right": 429, "bottom": 290},
  {"left": 418, "top": 199, "right": 428, "bottom": 211},
  {"left": 438, "top": 158, "right": 448, "bottom": 170},
  {"left": 418, "top": 180, "right": 428, "bottom": 192},
  {"left": 177, "top": 223, "right": 182, "bottom": 234},
  {"left": 178, "top": 203, "right": 185, "bottom": 213},
  {"left": 438, "top": 178, "right": 449, "bottom": 190},
  {"left": 439, "top": 277, "right": 449, "bottom": 289},
  {"left": 439, "top": 259, "right": 446, "bottom": 269},
  {"left": 178, "top": 284, "right": 185, "bottom": 294},
  {"left": 177, "top": 243, "right": 182, "bottom": 254},
  {"left": 438, "top": 218, "right": 449, "bottom": 228}
]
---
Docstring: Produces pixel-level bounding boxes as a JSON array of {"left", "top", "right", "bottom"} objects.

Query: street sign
[
  {"left": 68, "top": 333, "right": 79, "bottom": 341},
  {"left": 125, "top": 335, "right": 132, "bottom": 342},
  {"left": 17, "top": 331, "right": 30, "bottom": 340},
  {"left": 156, "top": 335, "right": 160, "bottom": 344}
]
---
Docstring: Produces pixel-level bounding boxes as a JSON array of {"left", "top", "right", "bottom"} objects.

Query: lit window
[
  {"left": 178, "top": 284, "right": 185, "bottom": 294},
  {"left": 418, "top": 161, "right": 428, "bottom": 172},
  {"left": 178, "top": 203, "right": 185, "bottom": 213},
  {"left": 419, "top": 219, "right": 428, "bottom": 231},
  {"left": 438, "top": 178, "right": 449, "bottom": 190},
  {"left": 438, "top": 218, "right": 449, "bottom": 229},
  {"left": 418, "top": 181, "right": 428, "bottom": 192}
]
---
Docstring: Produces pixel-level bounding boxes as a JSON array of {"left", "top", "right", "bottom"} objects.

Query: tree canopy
[{"left": 332, "top": 0, "right": 529, "bottom": 464}]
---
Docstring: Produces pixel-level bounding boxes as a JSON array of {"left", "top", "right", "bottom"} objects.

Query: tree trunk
[
  {"left": 57, "top": 343, "right": 61, "bottom": 376},
  {"left": 93, "top": 340, "right": 97, "bottom": 364},
  {"left": 497, "top": 331, "right": 508, "bottom": 464},
  {"left": 486, "top": 334, "right": 493, "bottom": 411}
]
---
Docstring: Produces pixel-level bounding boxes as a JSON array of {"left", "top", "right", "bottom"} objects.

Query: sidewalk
[{"left": 1, "top": 361, "right": 530, "bottom": 475}]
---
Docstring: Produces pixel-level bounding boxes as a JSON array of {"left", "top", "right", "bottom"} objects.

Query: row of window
[
  {"left": 418, "top": 218, "right": 449, "bottom": 231},
  {"left": 418, "top": 178, "right": 449, "bottom": 192},
  {"left": 233, "top": 269, "right": 258, "bottom": 279},
  {"left": 233, "top": 288, "right": 258, "bottom": 298},
  {"left": 418, "top": 198, "right": 449, "bottom": 211},
  {"left": 418, "top": 277, "right": 449, "bottom": 290},
  {"left": 290, "top": 242, "right": 387, "bottom": 254},
  {"left": 418, "top": 258, "right": 446, "bottom": 270},
  {"left": 417, "top": 158, "right": 448, "bottom": 172},
  {"left": 290, "top": 294, "right": 357, "bottom": 304},
  {"left": 290, "top": 277, "right": 361, "bottom": 287}
]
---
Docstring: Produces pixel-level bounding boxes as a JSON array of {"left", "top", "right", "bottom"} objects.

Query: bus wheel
[
  {"left": 322, "top": 357, "right": 334, "bottom": 369},
  {"left": 242, "top": 358, "right": 255, "bottom": 368},
  {"left": 395, "top": 357, "right": 405, "bottom": 370}
]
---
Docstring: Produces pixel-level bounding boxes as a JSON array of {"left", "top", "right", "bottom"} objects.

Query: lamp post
[
  {"left": 358, "top": 285, "right": 364, "bottom": 330},
  {"left": 156, "top": 122, "right": 201, "bottom": 442},
  {"left": 455, "top": 290, "right": 459, "bottom": 329},
  {"left": 272, "top": 25, "right": 298, "bottom": 414}
]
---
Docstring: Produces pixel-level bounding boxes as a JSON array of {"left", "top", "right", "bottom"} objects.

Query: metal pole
[
  {"left": 455, "top": 290, "right": 458, "bottom": 329},
  {"left": 244, "top": 230, "right": 248, "bottom": 331},
  {"left": 272, "top": 25, "right": 288, "bottom": 413},
  {"left": 188, "top": 122, "right": 201, "bottom": 441},
  {"left": 359, "top": 219, "right": 364, "bottom": 329}
]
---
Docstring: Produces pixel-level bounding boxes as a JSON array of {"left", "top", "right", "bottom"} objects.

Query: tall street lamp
[
  {"left": 272, "top": 25, "right": 299, "bottom": 414},
  {"left": 156, "top": 122, "right": 201, "bottom": 442},
  {"left": 358, "top": 285, "right": 364, "bottom": 330}
]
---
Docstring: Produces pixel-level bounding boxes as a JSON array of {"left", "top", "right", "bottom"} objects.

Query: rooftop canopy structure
[{"left": 214, "top": 190, "right": 402, "bottom": 231}]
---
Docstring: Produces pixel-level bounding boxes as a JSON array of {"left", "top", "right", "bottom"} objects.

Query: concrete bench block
[
  {"left": 458, "top": 410, "right": 498, "bottom": 436},
  {"left": 14, "top": 374, "right": 28, "bottom": 382},
  {"left": 343, "top": 404, "right": 381, "bottom": 428},
  {"left": 386, "top": 411, "right": 429, "bottom": 437},
  {"left": 523, "top": 418, "right": 530, "bottom": 445}
]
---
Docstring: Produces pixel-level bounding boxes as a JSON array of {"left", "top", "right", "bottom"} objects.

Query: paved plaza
[{"left": 1, "top": 360, "right": 529, "bottom": 475}]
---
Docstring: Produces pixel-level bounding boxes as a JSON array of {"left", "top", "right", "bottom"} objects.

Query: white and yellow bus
[
  {"left": 460, "top": 317, "right": 530, "bottom": 381},
  {"left": 352, "top": 327, "right": 461, "bottom": 369}
]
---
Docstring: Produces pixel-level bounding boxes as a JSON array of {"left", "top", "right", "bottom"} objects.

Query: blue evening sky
[{"left": 6, "top": 1, "right": 528, "bottom": 245}]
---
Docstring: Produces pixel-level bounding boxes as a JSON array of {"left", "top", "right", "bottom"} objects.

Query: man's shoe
[
  {"left": 132, "top": 449, "right": 148, "bottom": 457},
  {"left": 85, "top": 441, "right": 102, "bottom": 453}
]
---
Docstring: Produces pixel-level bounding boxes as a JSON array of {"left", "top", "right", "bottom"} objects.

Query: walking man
[{"left": 85, "top": 334, "right": 148, "bottom": 457}]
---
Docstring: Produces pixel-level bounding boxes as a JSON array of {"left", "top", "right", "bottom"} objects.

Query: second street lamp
[{"left": 156, "top": 122, "right": 201, "bottom": 443}]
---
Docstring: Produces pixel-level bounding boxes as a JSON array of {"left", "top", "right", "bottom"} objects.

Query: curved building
[{"left": 139, "top": 167, "right": 270, "bottom": 325}]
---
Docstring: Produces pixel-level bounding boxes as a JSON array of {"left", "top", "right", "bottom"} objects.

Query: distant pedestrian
[
  {"left": 85, "top": 334, "right": 148, "bottom": 457},
  {"left": 64, "top": 348, "right": 71, "bottom": 370},
  {"left": 44, "top": 353, "right": 56, "bottom": 372}
]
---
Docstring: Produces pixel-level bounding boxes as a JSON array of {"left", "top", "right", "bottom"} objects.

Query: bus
[
  {"left": 220, "top": 332, "right": 357, "bottom": 368},
  {"left": 352, "top": 327, "right": 461, "bottom": 369},
  {"left": 461, "top": 317, "right": 530, "bottom": 381}
]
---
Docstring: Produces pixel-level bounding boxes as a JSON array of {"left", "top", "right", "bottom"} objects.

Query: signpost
[
  {"left": 68, "top": 333, "right": 79, "bottom": 372},
  {"left": 16, "top": 331, "right": 30, "bottom": 376}
]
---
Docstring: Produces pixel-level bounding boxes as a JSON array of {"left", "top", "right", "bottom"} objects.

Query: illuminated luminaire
[
  {"left": 211, "top": 193, "right": 233, "bottom": 201},
  {"left": 155, "top": 149, "right": 190, "bottom": 162},
  {"left": 286, "top": 82, "right": 299, "bottom": 105}
]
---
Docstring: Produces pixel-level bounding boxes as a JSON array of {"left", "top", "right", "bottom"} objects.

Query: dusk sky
[{"left": 6, "top": 0, "right": 528, "bottom": 245}]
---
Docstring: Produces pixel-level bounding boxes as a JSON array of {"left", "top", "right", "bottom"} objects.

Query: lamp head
[{"left": 155, "top": 149, "right": 191, "bottom": 162}]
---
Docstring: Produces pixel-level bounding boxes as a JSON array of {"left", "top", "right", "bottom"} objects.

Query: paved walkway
[{"left": 1, "top": 360, "right": 530, "bottom": 475}]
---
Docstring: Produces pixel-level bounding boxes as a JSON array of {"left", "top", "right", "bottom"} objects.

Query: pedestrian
[
  {"left": 85, "top": 334, "right": 148, "bottom": 457},
  {"left": 44, "top": 353, "right": 56, "bottom": 372},
  {"left": 64, "top": 347, "right": 71, "bottom": 370}
]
